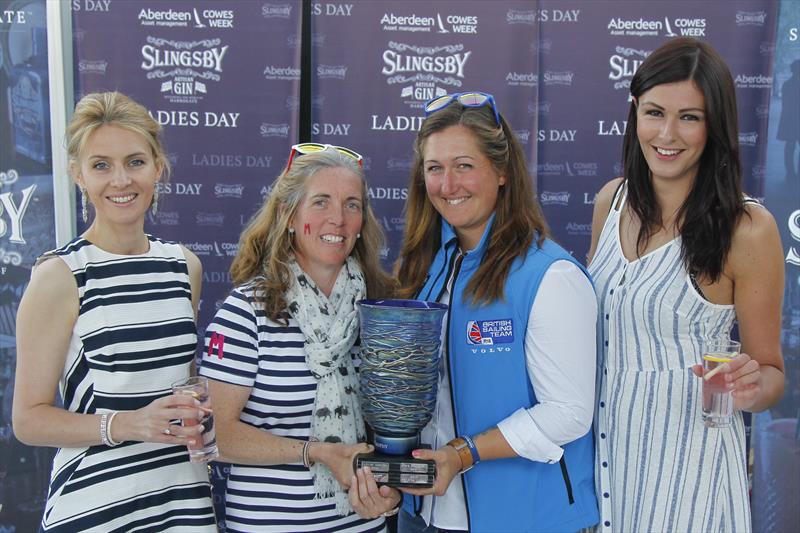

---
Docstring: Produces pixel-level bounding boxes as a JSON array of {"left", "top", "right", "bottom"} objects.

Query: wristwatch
[{"left": 447, "top": 437, "right": 475, "bottom": 473}]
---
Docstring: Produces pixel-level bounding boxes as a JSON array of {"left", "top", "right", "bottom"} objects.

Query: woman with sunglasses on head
[
  {"left": 395, "top": 92, "right": 600, "bottom": 533},
  {"left": 587, "top": 38, "right": 784, "bottom": 532},
  {"left": 199, "top": 144, "right": 399, "bottom": 532},
  {"left": 13, "top": 92, "right": 216, "bottom": 531}
]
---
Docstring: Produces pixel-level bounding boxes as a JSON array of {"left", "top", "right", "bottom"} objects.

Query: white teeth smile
[
  {"left": 655, "top": 147, "right": 681, "bottom": 156},
  {"left": 321, "top": 234, "right": 344, "bottom": 243},
  {"left": 109, "top": 194, "right": 136, "bottom": 203},
  {"left": 446, "top": 197, "right": 468, "bottom": 205}
]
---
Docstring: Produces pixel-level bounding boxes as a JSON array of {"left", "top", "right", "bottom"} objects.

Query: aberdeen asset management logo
[
  {"left": 382, "top": 41, "right": 472, "bottom": 110},
  {"left": 380, "top": 12, "right": 478, "bottom": 34},
  {"left": 141, "top": 37, "right": 229, "bottom": 104},
  {"left": 139, "top": 7, "right": 234, "bottom": 29}
]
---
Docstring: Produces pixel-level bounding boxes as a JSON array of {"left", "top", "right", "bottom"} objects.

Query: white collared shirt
[{"left": 419, "top": 259, "right": 597, "bottom": 530}]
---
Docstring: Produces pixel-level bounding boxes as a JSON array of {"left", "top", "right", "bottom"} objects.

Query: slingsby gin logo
[
  {"left": 540, "top": 191, "right": 570, "bottom": 206},
  {"left": 1, "top": 170, "right": 35, "bottom": 249},
  {"left": 141, "top": 37, "right": 229, "bottom": 104},
  {"left": 381, "top": 41, "right": 472, "bottom": 110},
  {"left": 736, "top": 11, "right": 767, "bottom": 26},
  {"left": 262, "top": 3, "right": 292, "bottom": 18},
  {"left": 609, "top": 46, "right": 651, "bottom": 92}
]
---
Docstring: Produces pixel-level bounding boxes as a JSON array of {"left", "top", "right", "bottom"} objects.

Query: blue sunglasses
[{"left": 423, "top": 91, "right": 501, "bottom": 126}]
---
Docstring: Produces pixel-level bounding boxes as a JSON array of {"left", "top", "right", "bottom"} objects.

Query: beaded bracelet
[{"left": 99, "top": 413, "right": 109, "bottom": 446}]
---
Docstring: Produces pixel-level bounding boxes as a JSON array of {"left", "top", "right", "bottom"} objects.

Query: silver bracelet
[
  {"left": 100, "top": 411, "right": 121, "bottom": 447},
  {"left": 383, "top": 500, "right": 401, "bottom": 517},
  {"left": 302, "top": 437, "right": 318, "bottom": 468},
  {"left": 106, "top": 411, "right": 121, "bottom": 446}
]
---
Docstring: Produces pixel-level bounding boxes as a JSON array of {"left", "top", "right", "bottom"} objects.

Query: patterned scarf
[{"left": 286, "top": 256, "right": 366, "bottom": 515}]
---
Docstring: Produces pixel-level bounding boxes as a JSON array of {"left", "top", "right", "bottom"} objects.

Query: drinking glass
[{"left": 172, "top": 376, "right": 219, "bottom": 462}]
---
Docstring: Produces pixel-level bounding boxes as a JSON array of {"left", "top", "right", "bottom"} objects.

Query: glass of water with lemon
[{"left": 702, "top": 339, "right": 741, "bottom": 428}]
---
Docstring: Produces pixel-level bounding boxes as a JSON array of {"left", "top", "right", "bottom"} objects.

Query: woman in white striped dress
[
  {"left": 12, "top": 92, "right": 216, "bottom": 531},
  {"left": 587, "top": 38, "right": 785, "bottom": 532}
]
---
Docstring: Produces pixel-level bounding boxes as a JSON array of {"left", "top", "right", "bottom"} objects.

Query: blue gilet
[{"left": 401, "top": 218, "right": 600, "bottom": 532}]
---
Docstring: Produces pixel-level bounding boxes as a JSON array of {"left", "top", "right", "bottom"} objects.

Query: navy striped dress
[
  {"left": 199, "top": 281, "right": 385, "bottom": 533},
  {"left": 40, "top": 236, "right": 216, "bottom": 532},
  {"left": 589, "top": 185, "right": 750, "bottom": 532}
]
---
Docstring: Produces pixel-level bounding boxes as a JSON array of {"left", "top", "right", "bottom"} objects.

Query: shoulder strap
[{"left": 608, "top": 179, "right": 626, "bottom": 216}]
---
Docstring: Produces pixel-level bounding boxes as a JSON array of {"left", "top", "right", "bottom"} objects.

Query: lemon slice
[{"left": 703, "top": 353, "right": 736, "bottom": 363}]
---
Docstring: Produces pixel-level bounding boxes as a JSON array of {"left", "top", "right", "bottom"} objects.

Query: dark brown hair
[
  {"left": 396, "top": 100, "right": 548, "bottom": 305},
  {"left": 623, "top": 37, "right": 745, "bottom": 281}
]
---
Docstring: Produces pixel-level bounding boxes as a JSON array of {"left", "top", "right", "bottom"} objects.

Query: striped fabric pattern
[
  {"left": 199, "top": 281, "right": 385, "bottom": 533},
  {"left": 41, "top": 236, "right": 216, "bottom": 532},
  {"left": 588, "top": 187, "right": 751, "bottom": 533}
]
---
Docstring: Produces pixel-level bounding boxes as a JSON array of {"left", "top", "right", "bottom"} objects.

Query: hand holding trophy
[{"left": 354, "top": 299, "right": 448, "bottom": 488}]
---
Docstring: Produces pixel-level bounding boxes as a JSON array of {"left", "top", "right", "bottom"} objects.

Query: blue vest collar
[{"left": 439, "top": 212, "right": 496, "bottom": 269}]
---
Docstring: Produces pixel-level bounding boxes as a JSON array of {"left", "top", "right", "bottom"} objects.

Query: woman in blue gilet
[{"left": 394, "top": 92, "right": 600, "bottom": 533}]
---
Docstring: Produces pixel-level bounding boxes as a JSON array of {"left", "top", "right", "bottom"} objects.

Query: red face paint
[{"left": 304, "top": 223, "right": 311, "bottom": 235}]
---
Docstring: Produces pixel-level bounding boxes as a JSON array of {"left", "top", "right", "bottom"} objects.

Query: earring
[
  {"left": 357, "top": 233, "right": 361, "bottom": 239},
  {"left": 151, "top": 186, "right": 159, "bottom": 216},
  {"left": 80, "top": 187, "right": 88, "bottom": 223},
  {"left": 288, "top": 227, "right": 295, "bottom": 235}
]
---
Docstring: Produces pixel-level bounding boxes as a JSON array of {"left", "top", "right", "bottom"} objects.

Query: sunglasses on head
[
  {"left": 423, "top": 91, "right": 501, "bottom": 126},
  {"left": 286, "top": 143, "right": 363, "bottom": 172}
]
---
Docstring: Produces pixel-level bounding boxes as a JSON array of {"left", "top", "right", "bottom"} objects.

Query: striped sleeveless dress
[
  {"left": 588, "top": 185, "right": 750, "bottom": 532},
  {"left": 40, "top": 236, "right": 216, "bottom": 532}
]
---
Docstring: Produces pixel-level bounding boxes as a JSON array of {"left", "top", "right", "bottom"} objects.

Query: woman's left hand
[
  {"left": 348, "top": 466, "right": 401, "bottom": 519},
  {"left": 692, "top": 352, "right": 762, "bottom": 411},
  {"left": 399, "top": 445, "right": 462, "bottom": 497}
]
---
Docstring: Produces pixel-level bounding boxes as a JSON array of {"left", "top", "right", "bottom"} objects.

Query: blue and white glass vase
[{"left": 356, "top": 299, "right": 447, "bottom": 455}]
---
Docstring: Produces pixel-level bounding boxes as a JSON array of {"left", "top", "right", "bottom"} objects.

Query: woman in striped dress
[
  {"left": 587, "top": 38, "right": 785, "bottom": 532},
  {"left": 12, "top": 92, "right": 216, "bottom": 531},
  {"left": 200, "top": 146, "right": 399, "bottom": 532}
]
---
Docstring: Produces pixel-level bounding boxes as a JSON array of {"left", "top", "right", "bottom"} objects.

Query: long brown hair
[
  {"left": 231, "top": 149, "right": 394, "bottom": 321},
  {"left": 396, "top": 101, "right": 549, "bottom": 305},
  {"left": 623, "top": 37, "right": 744, "bottom": 281}
]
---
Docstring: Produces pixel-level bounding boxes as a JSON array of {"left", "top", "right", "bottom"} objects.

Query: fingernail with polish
[{"left": 412, "top": 450, "right": 421, "bottom": 458}]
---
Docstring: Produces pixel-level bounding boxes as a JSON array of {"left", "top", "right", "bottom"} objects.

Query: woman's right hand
[
  {"left": 114, "top": 394, "right": 206, "bottom": 446},
  {"left": 310, "top": 441, "right": 373, "bottom": 489},
  {"left": 400, "top": 445, "right": 462, "bottom": 497}
]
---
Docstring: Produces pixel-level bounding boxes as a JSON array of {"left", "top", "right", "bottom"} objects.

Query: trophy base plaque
[{"left": 354, "top": 453, "right": 436, "bottom": 488}]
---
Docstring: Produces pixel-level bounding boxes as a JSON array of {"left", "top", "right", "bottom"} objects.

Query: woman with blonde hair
[
  {"left": 13, "top": 91, "right": 216, "bottom": 531},
  {"left": 200, "top": 144, "right": 399, "bottom": 532}
]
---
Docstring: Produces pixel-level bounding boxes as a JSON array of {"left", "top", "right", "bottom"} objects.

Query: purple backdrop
[
  {"left": 312, "top": 0, "right": 778, "bottom": 262},
  {"left": 0, "top": 1, "right": 796, "bottom": 531},
  {"left": 72, "top": 0, "right": 302, "bottom": 339}
]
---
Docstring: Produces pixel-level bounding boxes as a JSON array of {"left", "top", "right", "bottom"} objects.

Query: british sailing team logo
[{"left": 466, "top": 319, "right": 515, "bottom": 346}]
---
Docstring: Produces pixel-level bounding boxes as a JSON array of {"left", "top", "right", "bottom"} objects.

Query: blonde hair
[
  {"left": 231, "top": 149, "right": 394, "bottom": 321},
  {"left": 67, "top": 91, "right": 169, "bottom": 181}
]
